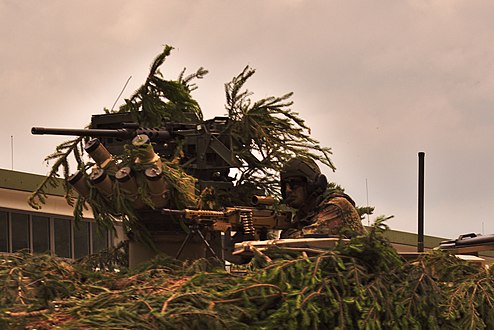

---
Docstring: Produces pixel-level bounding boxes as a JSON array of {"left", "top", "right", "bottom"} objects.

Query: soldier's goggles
[{"left": 282, "top": 178, "right": 306, "bottom": 190}]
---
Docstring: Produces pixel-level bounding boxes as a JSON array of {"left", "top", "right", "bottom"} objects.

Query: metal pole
[
  {"left": 11, "top": 135, "right": 13, "bottom": 170},
  {"left": 418, "top": 152, "right": 425, "bottom": 252}
]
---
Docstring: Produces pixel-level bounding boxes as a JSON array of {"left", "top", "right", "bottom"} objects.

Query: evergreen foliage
[
  {"left": 224, "top": 65, "right": 334, "bottom": 197},
  {"left": 1, "top": 221, "right": 493, "bottom": 329},
  {"left": 117, "top": 45, "right": 206, "bottom": 126}
]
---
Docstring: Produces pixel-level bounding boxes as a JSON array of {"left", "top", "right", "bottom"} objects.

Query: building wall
[
  {"left": 0, "top": 187, "right": 77, "bottom": 216},
  {"left": 0, "top": 169, "right": 116, "bottom": 259}
]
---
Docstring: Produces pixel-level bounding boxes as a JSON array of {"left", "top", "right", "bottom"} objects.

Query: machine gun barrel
[
  {"left": 32, "top": 127, "right": 133, "bottom": 139},
  {"left": 31, "top": 127, "right": 172, "bottom": 142}
]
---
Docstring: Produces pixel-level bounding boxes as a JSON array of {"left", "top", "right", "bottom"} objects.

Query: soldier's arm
[{"left": 303, "top": 204, "right": 345, "bottom": 236}]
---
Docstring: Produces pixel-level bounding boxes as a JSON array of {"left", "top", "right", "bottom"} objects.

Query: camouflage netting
[{"left": 1, "top": 220, "right": 494, "bottom": 329}]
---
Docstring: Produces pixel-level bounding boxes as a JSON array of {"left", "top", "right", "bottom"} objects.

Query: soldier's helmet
[
  {"left": 280, "top": 157, "right": 327, "bottom": 198},
  {"left": 281, "top": 157, "right": 320, "bottom": 182}
]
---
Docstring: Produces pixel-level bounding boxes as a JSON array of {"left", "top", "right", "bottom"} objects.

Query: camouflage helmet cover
[{"left": 280, "top": 157, "right": 321, "bottom": 184}]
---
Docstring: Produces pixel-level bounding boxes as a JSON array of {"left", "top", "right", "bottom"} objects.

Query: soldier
[{"left": 280, "top": 157, "right": 365, "bottom": 239}]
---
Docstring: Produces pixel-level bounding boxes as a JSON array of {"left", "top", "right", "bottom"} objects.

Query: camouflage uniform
[
  {"left": 280, "top": 192, "right": 365, "bottom": 239},
  {"left": 279, "top": 156, "right": 365, "bottom": 240}
]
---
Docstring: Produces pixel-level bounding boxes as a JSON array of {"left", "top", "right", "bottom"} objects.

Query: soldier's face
[{"left": 284, "top": 177, "right": 307, "bottom": 209}]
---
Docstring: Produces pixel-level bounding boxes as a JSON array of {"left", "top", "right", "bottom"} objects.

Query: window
[
  {"left": 0, "top": 211, "right": 8, "bottom": 252},
  {"left": 32, "top": 215, "right": 50, "bottom": 253},
  {"left": 11, "top": 213, "right": 29, "bottom": 252},
  {"left": 74, "top": 221, "right": 90, "bottom": 259},
  {"left": 54, "top": 218, "right": 72, "bottom": 258},
  {"left": 92, "top": 224, "right": 108, "bottom": 253},
  {"left": 0, "top": 208, "right": 115, "bottom": 258}
]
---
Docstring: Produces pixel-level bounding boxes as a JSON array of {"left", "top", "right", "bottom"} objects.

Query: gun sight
[{"left": 252, "top": 195, "right": 275, "bottom": 206}]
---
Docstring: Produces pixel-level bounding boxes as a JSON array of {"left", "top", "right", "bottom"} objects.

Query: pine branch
[
  {"left": 28, "top": 137, "right": 84, "bottom": 209},
  {"left": 224, "top": 66, "right": 335, "bottom": 200}
]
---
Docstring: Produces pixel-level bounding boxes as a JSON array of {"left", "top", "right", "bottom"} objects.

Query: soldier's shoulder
[{"left": 321, "top": 192, "right": 355, "bottom": 207}]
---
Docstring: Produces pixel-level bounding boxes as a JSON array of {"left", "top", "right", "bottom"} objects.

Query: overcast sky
[{"left": 2, "top": 0, "right": 494, "bottom": 239}]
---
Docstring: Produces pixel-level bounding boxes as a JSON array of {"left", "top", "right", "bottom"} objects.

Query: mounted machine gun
[
  {"left": 32, "top": 112, "right": 241, "bottom": 191},
  {"left": 161, "top": 195, "right": 292, "bottom": 263},
  {"left": 31, "top": 112, "right": 280, "bottom": 266}
]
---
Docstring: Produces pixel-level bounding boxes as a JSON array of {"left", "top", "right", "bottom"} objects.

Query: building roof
[
  {"left": 382, "top": 227, "right": 444, "bottom": 249},
  {"left": 0, "top": 168, "right": 65, "bottom": 196}
]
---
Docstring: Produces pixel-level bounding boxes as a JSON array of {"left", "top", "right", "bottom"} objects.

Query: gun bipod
[{"left": 175, "top": 222, "right": 222, "bottom": 263}]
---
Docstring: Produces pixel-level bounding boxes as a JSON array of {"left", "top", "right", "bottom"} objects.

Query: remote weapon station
[{"left": 32, "top": 112, "right": 292, "bottom": 266}]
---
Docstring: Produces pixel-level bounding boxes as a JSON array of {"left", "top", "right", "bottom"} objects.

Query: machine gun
[
  {"left": 31, "top": 112, "right": 275, "bottom": 266},
  {"left": 438, "top": 233, "right": 494, "bottom": 255},
  {"left": 32, "top": 112, "right": 241, "bottom": 185},
  {"left": 161, "top": 195, "right": 292, "bottom": 263},
  {"left": 162, "top": 196, "right": 292, "bottom": 237}
]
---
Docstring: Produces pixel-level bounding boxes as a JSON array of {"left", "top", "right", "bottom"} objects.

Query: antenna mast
[{"left": 10, "top": 135, "right": 13, "bottom": 170}]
